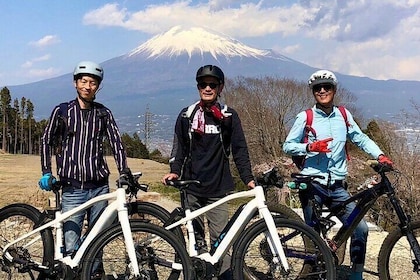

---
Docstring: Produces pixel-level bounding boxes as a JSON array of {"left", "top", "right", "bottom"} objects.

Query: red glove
[
  {"left": 378, "top": 155, "right": 393, "bottom": 166},
  {"left": 307, "top": 138, "right": 333, "bottom": 153}
]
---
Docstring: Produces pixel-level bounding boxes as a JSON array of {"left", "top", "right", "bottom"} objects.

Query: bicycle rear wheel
[
  {"left": 81, "top": 220, "right": 194, "bottom": 279},
  {"left": 232, "top": 216, "right": 335, "bottom": 279},
  {"left": 128, "top": 201, "right": 171, "bottom": 226},
  {"left": 129, "top": 201, "right": 185, "bottom": 244},
  {"left": 378, "top": 219, "right": 420, "bottom": 279},
  {"left": 0, "top": 203, "right": 54, "bottom": 280},
  {"left": 268, "top": 203, "right": 303, "bottom": 222}
]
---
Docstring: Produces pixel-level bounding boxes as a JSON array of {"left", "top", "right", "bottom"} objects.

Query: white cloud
[
  {"left": 21, "top": 54, "right": 52, "bottom": 69},
  {"left": 280, "top": 44, "right": 301, "bottom": 55},
  {"left": 27, "top": 67, "right": 60, "bottom": 79},
  {"left": 83, "top": 2, "right": 316, "bottom": 38},
  {"left": 29, "top": 35, "right": 60, "bottom": 48}
]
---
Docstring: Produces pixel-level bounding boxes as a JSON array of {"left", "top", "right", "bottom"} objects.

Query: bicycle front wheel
[
  {"left": 232, "top": 216, "right": 335, "bottom": 279},
  {"left": 378, "top": 219, "right": 420, "bottom": 279},
  {"left": 81, "top": 220, "right": 194, "bottom": 279},
  {"left": 0, "top": 203, "right": 54, "bottom": 280}
]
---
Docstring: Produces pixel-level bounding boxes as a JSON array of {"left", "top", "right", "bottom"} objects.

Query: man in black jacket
[{"left": 162, "top": 65, "right": 255, "bottom": 279}]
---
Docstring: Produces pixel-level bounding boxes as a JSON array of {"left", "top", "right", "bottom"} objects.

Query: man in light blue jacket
[{"left": 283, "top": 69, "right": 393, "bottom": 280}]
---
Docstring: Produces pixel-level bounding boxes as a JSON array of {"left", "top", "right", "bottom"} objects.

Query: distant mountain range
[{"left": 5, "top": 25, "right": 420, "bottom": 149}]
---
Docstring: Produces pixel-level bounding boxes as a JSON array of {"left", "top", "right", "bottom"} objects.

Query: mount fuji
[{"left": 7, "top": 25, "right": 420, "bottom": 146}]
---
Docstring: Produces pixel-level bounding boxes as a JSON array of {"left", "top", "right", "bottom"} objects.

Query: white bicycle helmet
[
  {"left": 308, "top": 70, "right": 337, "bottom": 89},
  {"left": 73, "top": 61, "right": 104, "bottom": 83}
]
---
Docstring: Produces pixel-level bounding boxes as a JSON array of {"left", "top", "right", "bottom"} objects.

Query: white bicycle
[
  {"left": 157, "top": 167, "right": 336, "bottom": 279},
  {"left": 0, "top": 171, "right": 193, "bottom": 279}
]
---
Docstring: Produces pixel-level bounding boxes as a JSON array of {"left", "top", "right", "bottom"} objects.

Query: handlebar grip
[{"left": 165, "top": 179, "right": 175, "bottom": 187}]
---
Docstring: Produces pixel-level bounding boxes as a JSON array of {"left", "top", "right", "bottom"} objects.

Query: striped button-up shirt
[{"left": 41, "top": 99, "right": 128, "bottom": 187}]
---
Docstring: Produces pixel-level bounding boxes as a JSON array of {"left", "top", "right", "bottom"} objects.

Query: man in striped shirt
[{"left": 39, "top": 61, "right": 130, "bottom": 257}]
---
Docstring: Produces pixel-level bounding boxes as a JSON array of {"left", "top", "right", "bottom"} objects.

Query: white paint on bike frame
[{"left": 292, "top": 208, "right": 380, "bottom": 231}]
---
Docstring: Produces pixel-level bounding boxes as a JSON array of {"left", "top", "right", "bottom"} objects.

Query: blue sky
[{"left": 1, "top": 0, "right": 419, "bottom": 86}]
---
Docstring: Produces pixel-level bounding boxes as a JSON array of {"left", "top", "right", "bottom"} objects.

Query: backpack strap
[
  {"left": 53, "top": 102, "right": 69, "bottom": 155},
  {"left": 337, "top": 106, "right": 351, "bottom": 160},
  {"left": 303, "top": 108, "right": 316, "bottom": 143},
  {"left": 338, "top": 106, "right": 350, "bottom": 128}
]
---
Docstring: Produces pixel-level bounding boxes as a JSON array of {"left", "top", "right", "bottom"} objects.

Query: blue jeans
[
  {"left": 300, "top": 181, "right": 368, "bottom": 273},
  {"left": 61, "top": 185, "right": 109, "bottom": 255}
]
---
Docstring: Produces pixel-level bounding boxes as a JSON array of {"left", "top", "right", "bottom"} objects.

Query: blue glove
[{"left": 38, "top": 173, "right": 56, "bottom": 191}]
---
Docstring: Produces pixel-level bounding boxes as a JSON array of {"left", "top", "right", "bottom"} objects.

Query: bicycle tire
[
  {"left": 232, "top": 216, "right": 336, "bottom": 279},
  {"left": 129, "top": 201, "right": 171, "bottom": 225},
  {"left": 268, "top": 203, "right": 303, "bottom": 222},
  {"left": 80, "top": 220, "right": 194, "bottom": 279},
  {"left": 129, "top": 201, "right": 185, "bottom": 243},
  {"left": 0, "top": 203, "right": 54, "bottom": 280},
  {"left": 378, "top": 219, "right": 420, "bottom": 279}
]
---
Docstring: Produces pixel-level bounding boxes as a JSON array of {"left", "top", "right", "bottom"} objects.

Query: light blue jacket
[{"left": 283, "top": 106, "right": 383, "bottom": 185}]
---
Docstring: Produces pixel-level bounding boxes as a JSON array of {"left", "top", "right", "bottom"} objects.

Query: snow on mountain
[{"left": 128, "top": 25, "right": 273, "bottom": 60}]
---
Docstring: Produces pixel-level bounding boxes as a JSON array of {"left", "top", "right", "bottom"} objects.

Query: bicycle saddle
[{"left": 166, "top": 179, "right": 201, "bottom": 189}]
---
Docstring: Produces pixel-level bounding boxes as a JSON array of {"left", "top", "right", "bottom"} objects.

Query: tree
[
  {"left": 0, "top": 87, "right": 12, "bottom": 152},
  {"left": 26, "top": 100, "right": 34, "bottom": 154},
  {"left": 12, "top": 99, "right": 20, "bottom": 154},
  {"left": 20, "top": 97, "right": 26, "bottom": 154},
  {"left": 121, "top": 133, "right": 149, "bottom": 159}
]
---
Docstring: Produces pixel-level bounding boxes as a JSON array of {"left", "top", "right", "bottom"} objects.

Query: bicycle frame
[
  {"left": 2, "top": 187, "right": 142, "bottom": 276},
  {"left": 165, "top": 185, "right": 289, "bottom": 271}
]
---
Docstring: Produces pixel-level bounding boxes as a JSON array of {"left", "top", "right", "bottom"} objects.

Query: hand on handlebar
[
  {"left": 378, "top": 155, "right": 393, "bottom": 166},
  {"left": 307, "top": 138, "right": 333, "bottom": 153},
  {"left": 161, "top": 173, "right": 179, "bottom": 185},
  {"left": 38, "top": 173, "right": 56, "bottom": 191}
]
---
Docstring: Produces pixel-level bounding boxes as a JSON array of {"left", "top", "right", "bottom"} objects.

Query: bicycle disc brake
[{"left": 135, "top": 244, "right": 159, "bottom": 280}]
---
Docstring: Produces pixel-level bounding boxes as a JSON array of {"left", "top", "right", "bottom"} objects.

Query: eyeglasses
[
  {"left": 78, "top": 79, "right": 98, "bottom": 88},
  {"left": 197, "top": 82, "right": 219, "bottom": 89},
  {"left": 313, "top": 84, "right": 333, "bottom": 92}
]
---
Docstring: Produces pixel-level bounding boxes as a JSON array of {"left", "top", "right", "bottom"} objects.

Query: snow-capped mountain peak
[{"left": 128, "top": 25, "right": 271, "bottom": 60}]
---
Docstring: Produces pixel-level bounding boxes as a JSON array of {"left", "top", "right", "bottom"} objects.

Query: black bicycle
[{"left": 288, "top": 160, "right": 420, "bottom": 279}]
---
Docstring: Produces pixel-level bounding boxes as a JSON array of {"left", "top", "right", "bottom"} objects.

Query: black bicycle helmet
[{"left": 196, "top": 65, "right": 224, "bottom": 84}]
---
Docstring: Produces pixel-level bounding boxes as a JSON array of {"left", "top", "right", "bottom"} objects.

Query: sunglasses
[
  {"left": 313, "top": 84, "right": 334, "bottom": 92},
  {"left": 197, "top": 82, "right": 220, "bottom": 89}
]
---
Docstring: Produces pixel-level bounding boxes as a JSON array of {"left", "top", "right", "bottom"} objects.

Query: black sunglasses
[
  {"left": 313, "top": 84, "right": 334, "bottom": 92},
  {"left": 197, "top": 82, "right": 220, "bottom": 89}
]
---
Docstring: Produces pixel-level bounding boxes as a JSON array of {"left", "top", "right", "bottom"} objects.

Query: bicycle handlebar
[
  {"left": 256, "top": 167, "right": 284, "bottom": 189},
  {"left": 117, "top": 171, "right": 149, "bottom": 194},
  {"left": 366, "top": 160, "right": 394, "bottom": 173}
]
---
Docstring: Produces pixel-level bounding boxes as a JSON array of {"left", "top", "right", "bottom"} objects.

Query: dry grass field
[{"left": 0, "top": 153, "right": 173, "bottom": 209}]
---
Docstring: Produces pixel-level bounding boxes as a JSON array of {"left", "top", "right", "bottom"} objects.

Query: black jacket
[{"left": 170, "top": 102, "right": 254, "bottom": 197}]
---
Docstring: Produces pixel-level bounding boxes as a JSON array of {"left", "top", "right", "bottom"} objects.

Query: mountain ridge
[{"left": 5, "top": 25, "right": 420, "bottom": 151}]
